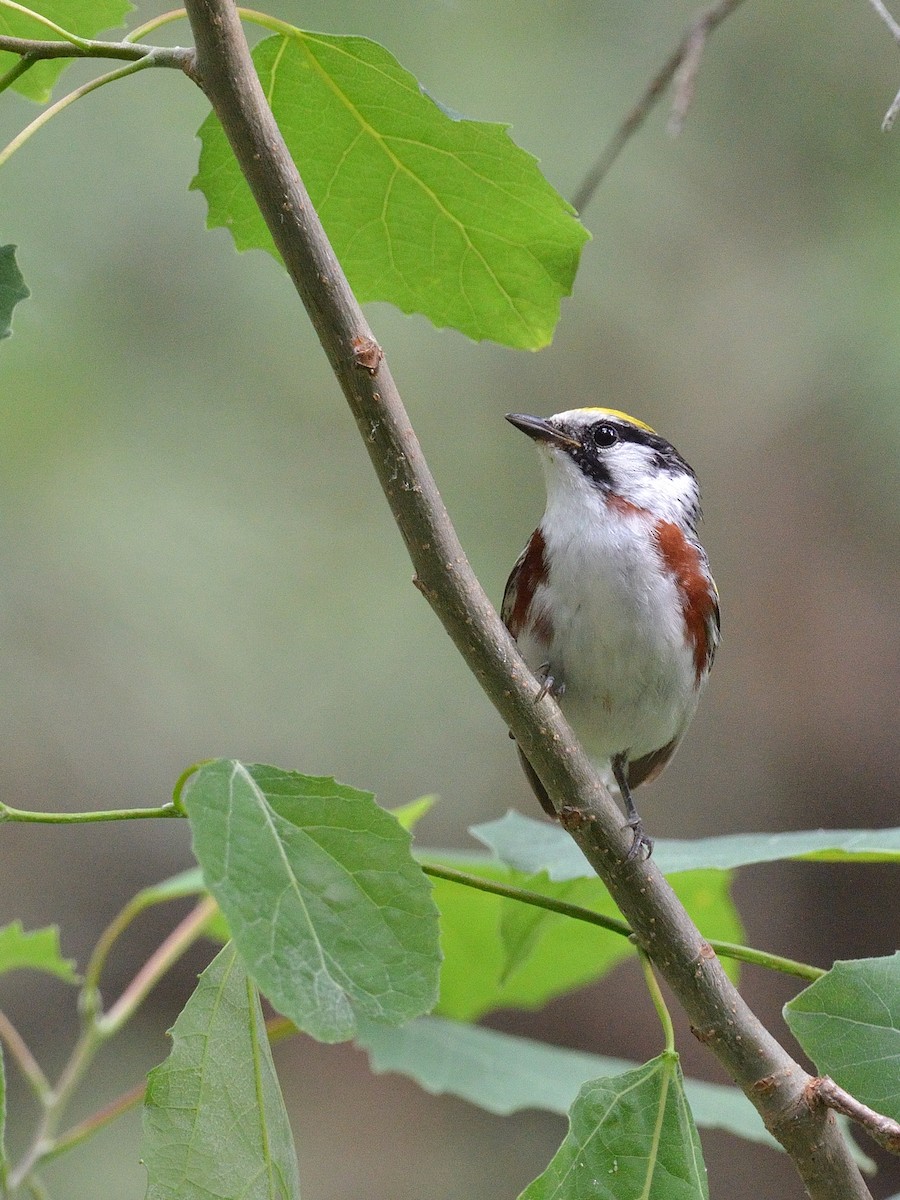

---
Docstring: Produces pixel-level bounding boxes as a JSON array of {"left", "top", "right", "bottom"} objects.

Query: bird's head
[{"left": 506, "top": 407, "right": 701, "bottom": 529}]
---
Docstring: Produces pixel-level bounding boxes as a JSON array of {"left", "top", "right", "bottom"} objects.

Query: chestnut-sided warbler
[{"left": 503, "top": 408, "right": 719, "bottom": 858}]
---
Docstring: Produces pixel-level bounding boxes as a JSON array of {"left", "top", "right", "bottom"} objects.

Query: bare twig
[
  {"left": 571, "top": 0, "right": 749, "bottom": 212},
  {"left": 868, "top": 0, "right": 900, "bottom": 44},
  {"left": 808, "top": 1076, "right": 900, "bottom": 1155},
  {"left": 178, "top": 1, "right": 872, "bottom": 1195},
  {"left": 866, "top": 0, "right": 900, "bottom": 127}
]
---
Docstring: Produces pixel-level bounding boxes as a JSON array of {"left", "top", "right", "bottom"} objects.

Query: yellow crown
[{"left": 577, "top": 407, "right": 656, "bottom": 434}]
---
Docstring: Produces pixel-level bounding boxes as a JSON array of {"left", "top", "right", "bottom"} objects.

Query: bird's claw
[
  {"left": 535, "top": 664, "right": 565, "bottom": 703},
  {"left": 624, "top": 818, "right": 653, "bottom": 862}
]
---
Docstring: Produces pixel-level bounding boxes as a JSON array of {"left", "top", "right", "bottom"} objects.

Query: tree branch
[
  {"left": 571, "top": 0, "right": 749, "bottom": 212},
  {"left": 867, "top": 0, "right": 900, "bottom": 128},
  {"left": 807, "top": 1076, "right": 900, "bottom": 1156},
  {"left": 179, "top": 1, "right": 872, "bottom": 1195},
  {"left": 0, "top": 33, "right": 194, "bottom": 69}
]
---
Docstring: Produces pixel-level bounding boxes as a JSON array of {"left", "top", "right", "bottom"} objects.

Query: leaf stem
[
  {"left": 0, "top": 0, "right": 92, "bottom": 50},
  {"left": 98, "top": 896, "right": 218, "bottom": 1035},
  {"left": 0, "top": 52, "right": 36, "bottom": 94},
  {"left": 0, "top": 1009, "right": 51, "bottom": 1102},
  {"left": 420, "top": 861, "right": 825, "bottom": 981},
  {"left": 46, "top": 1081, "right": 147, "bottom": 1161},
  {"left": 0, "top": 800, "right": 181, "bottom": 824},
  {"left": 0, "top": 55, "right": 163, "bottom": 168},
  {"left": 639, "top": 949, "right": 675, "bottom": 1054}
]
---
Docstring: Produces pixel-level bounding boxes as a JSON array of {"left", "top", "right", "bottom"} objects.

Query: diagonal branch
[
  {"left": 571, "top": 0, "right": 749, "bottom": 213},
  {"left": 808, "top": 1075, "right": 900, "bottom": 1156},
  {"left": 179, "top": 1, "right": 872, "bottom": 1196}
]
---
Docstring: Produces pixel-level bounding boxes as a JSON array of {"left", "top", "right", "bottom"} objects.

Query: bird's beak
[{"left": 505, "top": 413, "right": 580, "bottom": 449}]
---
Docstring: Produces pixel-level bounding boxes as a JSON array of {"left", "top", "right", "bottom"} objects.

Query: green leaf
[
  {"left": 472, "top": 811, "right": 900, "bottom": 878},
  {"left": 359, "top": 1016, "right": 778, "bottom": 1151},
  {"left": 517, "top": 1053, "right": 708, "bottom": 1199},
  {"left": 182, "top": 760, "right": 441, "bottom": 1043},
  {"left": 426, "top": 855, "right": 741, "bottom": 1020},
  {"left": 0, "top": 0, "right": 132, "bottom": 102},
  {"left": 784, "top": 953, "right": 900, "bottom": 1122},
  {"left": 389, "top": 794, "right": 437, "bottom": 831},
  {"left": 143, "top": 942, "right": 301, "bottom": 1200},
  {"left": 193, "top": 31, "right": 588, "bottom": 349},
  {"left": 0, "top": 921, "right": 78, "bottom": 983},
  {"left": 0, "top": 246, "right": 29, "bottom": 341},
  {"left": 430, "top": 858, "right": 632, "bottom": 1020}
]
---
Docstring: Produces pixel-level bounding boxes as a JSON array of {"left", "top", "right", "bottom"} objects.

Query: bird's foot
[
  {"left": 623, "top": 816, "right": 653, "bottom": 862},
  {"left": 535, "top": 663, "right": 565, "bottom": 703}
]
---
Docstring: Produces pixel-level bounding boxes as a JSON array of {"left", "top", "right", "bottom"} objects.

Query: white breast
[{"left": 517, "top": 475, "right": 699, "bottom": 772}]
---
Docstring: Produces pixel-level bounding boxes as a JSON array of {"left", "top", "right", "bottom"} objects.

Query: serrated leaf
[
  {"left": 472, "top": 811, "right": 900, "bottom": 879},
  {"left": 0, "top": 921, "right": 78, "bottom": 983},
  {"left": 193, "top": 31, "right": 588, "bottom": 349},
  {"left": 0, "top": 0, "right": 132, "bottom": 102},
  {"left": 426, "top": 855, "right": 741, "bottom": 1020},
  {"left": 359, "top": 1016, "right": 778, "bottom": 1151},
  {"left": 142, "top": 942, "right": 301, "bottom": 1200},
  {"left": 518, "top": 1053, "right": 708, "bottom": 1199},
  {"left": 0, "top": 246, "right": 29, "bottom": 340},
  {"left": 182, "top": 760, "right": 441, "bottom": 1043},
  {"left": 784, "top": 953, "right": 900, "bottom": 1122}
]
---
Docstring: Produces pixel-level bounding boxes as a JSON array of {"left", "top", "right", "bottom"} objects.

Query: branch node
[{"left": 351, "top": 334, "right": 383, "bottom": 376}]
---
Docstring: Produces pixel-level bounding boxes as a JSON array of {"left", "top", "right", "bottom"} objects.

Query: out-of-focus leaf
[
  {"left": 426, "top": 854, "right": 741, "bottom": 1020},
  {"left": 390, "top": 794, "right": 437, "bottom": 831},
  {"left": 193, "top": 31, "right": 588, "bottom": 349},
  {"left": 472, "top": 811, "right": 900, "bottom": 879},
  {"left": 0, "top": 246, "right": 29, "bottom": 340},
  {"left": 518, "top": 1053, "right": 708, "bottom": 1199},
  {"left": 182, "top": 760, "right": 440, "bottom": 1043},
  {"left": 143, "top": 942, "right": 301, "bottom": 1200},
  {"left": 0, "top": 0, "right": 132, "bottom": 102},
  {"left": 359, "top": 1016, "right": 778, "bottom": 1150},
  {"left": 784, "top": 953, "right": 900, "bottom": 1121},
  {"left": 0, "top": 922, "right": 78, "bottom": 983}
]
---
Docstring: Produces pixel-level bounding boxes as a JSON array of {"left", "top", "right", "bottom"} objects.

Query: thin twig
[
  {"left": 0, "top": 1009, "right": 51, "bottom": 1101},
  {"left": 866, "top": 0, "right": 900, "bottom": 127},
  {"left": 808, "top": 1076, "right": 900, "bottom": 1155},
  {"left": 868, "top": 0, "right": 900, "bottom": 44},
  {"left": 571, "top": 0, "right": 749, "bottom": 212}
]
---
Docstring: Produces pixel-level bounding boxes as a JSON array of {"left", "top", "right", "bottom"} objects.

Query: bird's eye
[{"left": 592, "top": 423, "right": 619, "bottom": 449}]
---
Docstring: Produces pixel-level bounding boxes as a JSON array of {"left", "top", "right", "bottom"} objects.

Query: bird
[{"left": 502, "top": 408, "right": 719, "bottom": 859}]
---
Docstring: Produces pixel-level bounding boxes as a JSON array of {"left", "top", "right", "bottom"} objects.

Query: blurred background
[{"left": 1, "top": 0, "right": 899, "bottom": 1196}]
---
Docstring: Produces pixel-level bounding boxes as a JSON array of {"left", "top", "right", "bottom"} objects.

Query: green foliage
[
  {"left": 143, "top": 942, "right": 301, "bottom": 1200},
  {"left": 784, "top": 953, "right": 900, "bottom": 1121},
  {"left": 193, "top": 28, "right": 588, "bottom": 349},
  {"left": 359, "top": 1016, "right": 777, "bottom": 1150},
  {"left": 0, "top": 0, "right": 132, "bottom": 102},
  {"left": 429, "top": 856, "right": 742, "bottom": 1020},
  {"left": 517, "top": 1054, "right": 708, "bottom": 1200},
  {"left": 181, "top": 759, "right": 441, "bottom": 1043},
  {"left": 473, "top": 811, "right": 900, "bottom": 878},
  {"left": 0, "top": 245, "right": 29, "bottom": 341},
  {"left": 0, "top": 920, "right": 78, "bottom": 982}
]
